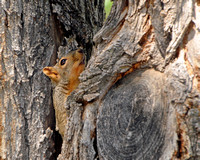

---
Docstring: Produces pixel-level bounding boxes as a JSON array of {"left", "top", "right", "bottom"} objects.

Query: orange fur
[{"left": 43, "top": 49, "right": 85, "bottom": 138}]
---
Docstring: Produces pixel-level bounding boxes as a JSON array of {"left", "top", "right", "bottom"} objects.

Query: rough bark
[
  {"left": 0, "top": 0, "right": 200, "bottom": 160},
  {"left": 59, "top": 0, "right": 200, "bottom": 160},
  {"left": 0, "top": 0, "right": 103, "bottom": 159},
  {"left": 0, "top": 1, "right": 55, "bottom": 159}
]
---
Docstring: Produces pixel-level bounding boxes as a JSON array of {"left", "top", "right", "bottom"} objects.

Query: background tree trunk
[{"left": 0, "top": 0, "right": 200, "bottom": 160}]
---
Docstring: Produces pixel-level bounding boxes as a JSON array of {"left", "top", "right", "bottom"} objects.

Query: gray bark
[
  {"left": 60, "top": 0, "right": 200, "bottom": 160},
  {"left": 0, "top": 0, "right": 103, "bottom": 159},
  {"left": 0, "top": 0, "right": 200, "bottom": 160},
  {"left": 0, "top": 1, "right": 55, "bottom": 159}
]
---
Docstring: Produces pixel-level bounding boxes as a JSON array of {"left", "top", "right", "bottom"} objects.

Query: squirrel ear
[
  {"left": 77, "top": 48, "right": 84, "bottom": 54},
  {"left": 43, "top": 67, "right": 60, "bottom": 83}
]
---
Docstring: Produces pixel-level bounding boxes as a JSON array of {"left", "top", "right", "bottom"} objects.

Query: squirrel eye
[{"left": 60, "top": 59, "right": 67, "bottom": 66}]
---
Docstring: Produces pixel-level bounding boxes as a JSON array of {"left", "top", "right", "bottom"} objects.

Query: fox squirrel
[{"left": 43, "top": 49, "right": 85, "bottom": 138}]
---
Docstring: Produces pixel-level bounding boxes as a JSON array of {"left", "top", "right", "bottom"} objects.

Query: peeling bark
[
  {"left": 60, "top": 0, "right": 200, "bottom": 159},
  {"left": 0, "top": 0, "right": 200, "bottom": 160}
]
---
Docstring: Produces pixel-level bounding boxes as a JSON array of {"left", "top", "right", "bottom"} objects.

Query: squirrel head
[{"left": 43, "top": 49, "right": 85, "bottom": 87}]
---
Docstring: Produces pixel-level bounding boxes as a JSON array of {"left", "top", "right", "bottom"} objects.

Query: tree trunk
[
  {"left": 0, "top": 0, "right": 200, "bottom": 160},
  {"left": 59, "top": 0, "right": 200, "bottom": 160},
  {"left": 0, "top": 0, "right": 103, "bottom": 159}
]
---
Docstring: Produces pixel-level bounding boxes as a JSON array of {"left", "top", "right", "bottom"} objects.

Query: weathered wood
[
  {"left": 0, "top": 0, "right": 104, "bottom": 159},
  {"left": 1, "top": 0, "right": 200, "bottom": 159},
  {"left": 97, "top": 69, "right": 167, "bottom": 160},
  {"left": 59, "top": 0, "right": 200, "bottom": 159},
  {"left": 0, "top": 1, "right": 56, "bottom": 159}
]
